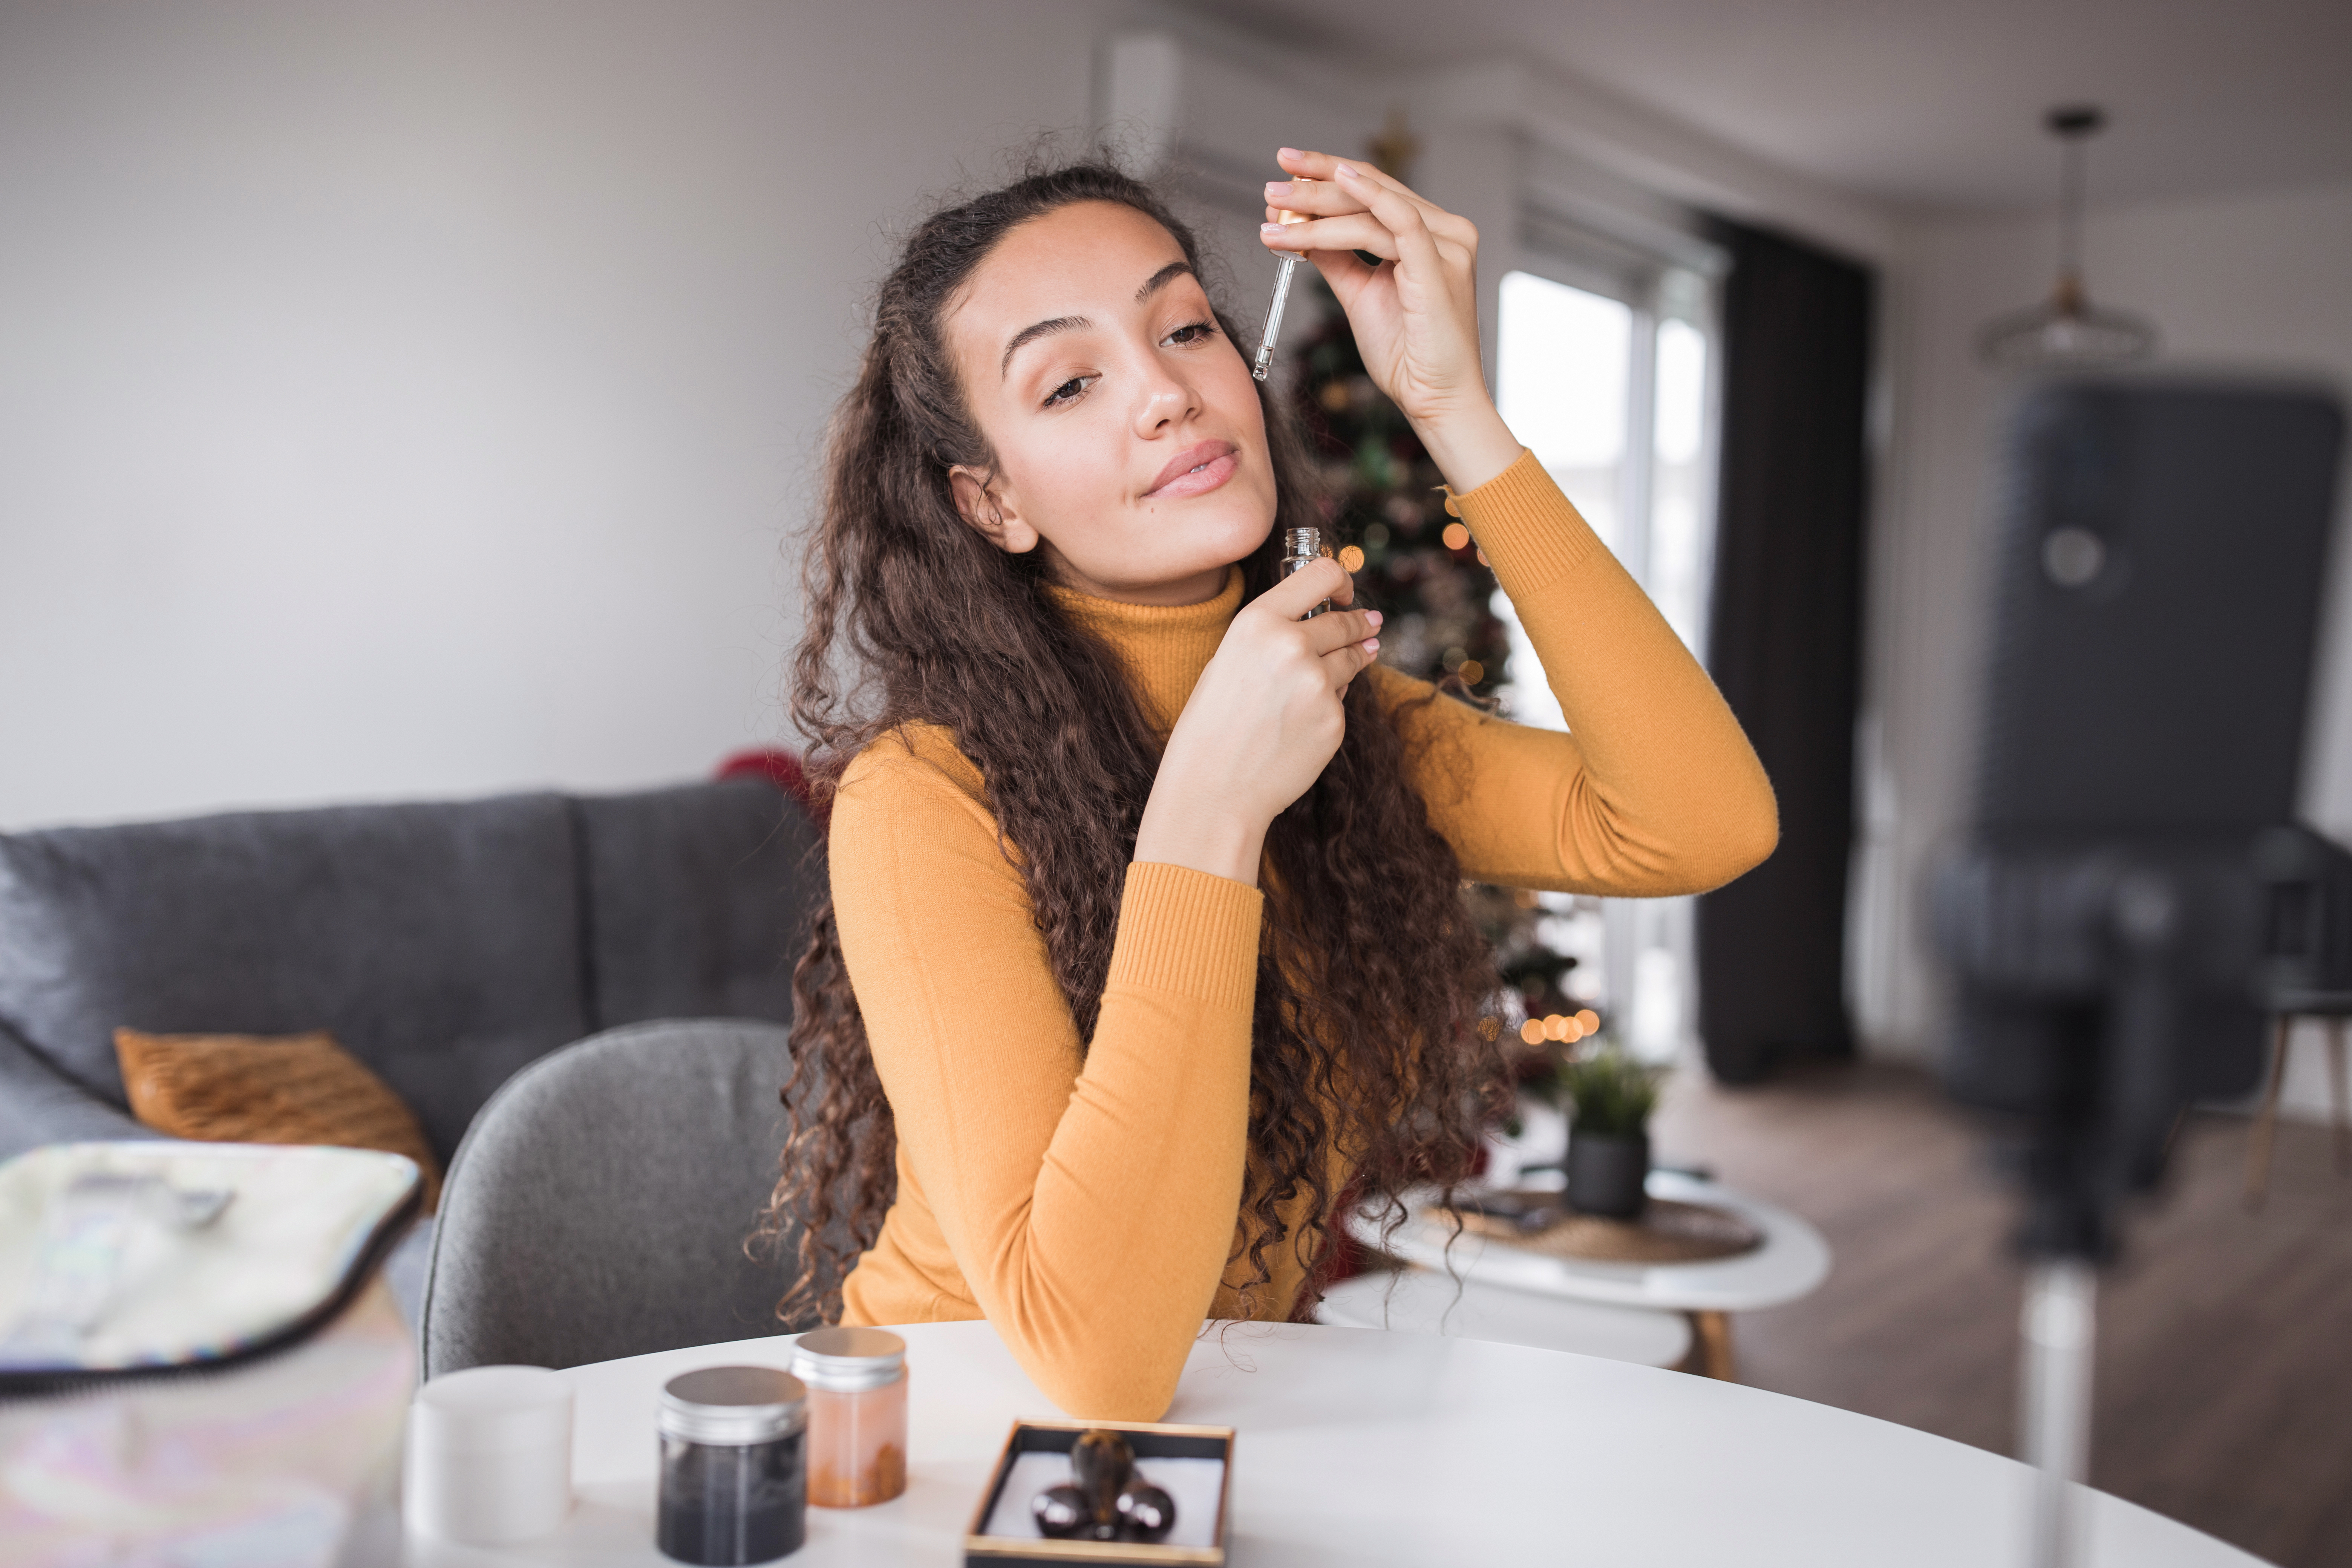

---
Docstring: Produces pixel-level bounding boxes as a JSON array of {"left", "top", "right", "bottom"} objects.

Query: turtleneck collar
[{"left": 1045, "top": 566, "right": 1243, "bottom": 740}]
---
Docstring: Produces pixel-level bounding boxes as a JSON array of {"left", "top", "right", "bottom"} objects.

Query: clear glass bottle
[
  {"left": 792, "top": 1326, "right": 908, "bottom": 1508},
  {"left": 1279, "top": 525, "right": 1331, "bottom": 617},
  {"left": 656, "top": 1366, "right": 807, "bottom": 1565}
]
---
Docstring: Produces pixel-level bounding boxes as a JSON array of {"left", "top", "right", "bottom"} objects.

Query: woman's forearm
[
  {"left": 1395, "top": 454, "right": 1778, "bottom": 894},
  {"left": 1134, "top": 762, "right": 1268, "bottom": 886},
  {"left": 1413, "top": 401, "right": 1523, "bottom": 498}
]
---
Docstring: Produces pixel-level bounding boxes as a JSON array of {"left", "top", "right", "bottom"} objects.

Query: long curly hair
[{"left": 763, "top": 156, "right": 1508, "bottom": 1326}]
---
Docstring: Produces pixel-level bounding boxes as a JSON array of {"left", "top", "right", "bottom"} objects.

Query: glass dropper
[{"left": 1252, "top": 181, "right": 1314, "bottom": 381}]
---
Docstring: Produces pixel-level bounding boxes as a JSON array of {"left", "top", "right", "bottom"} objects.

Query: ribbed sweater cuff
[
  {"left": 1108, "top": 862, "right": 1262, "bottom": 1008},
  {"left": 1445, "top": 447, "right": 1603, "bottom": 592}
]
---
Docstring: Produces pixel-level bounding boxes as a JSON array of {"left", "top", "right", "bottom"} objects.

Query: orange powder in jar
[{"left": 791, "top": 1326, "right": 908, "bottom": 1508}]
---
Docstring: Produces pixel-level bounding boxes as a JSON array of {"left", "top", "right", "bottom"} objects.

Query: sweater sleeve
[
  {"left": 828, "top": 734, "right": 1261, "bottom": 1420},
  {"left": 1377, "top": 448, "right": 1778, "bottom": 894}
]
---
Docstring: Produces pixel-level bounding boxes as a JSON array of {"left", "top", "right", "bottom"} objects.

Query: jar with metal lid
[
  {"left": 791, "top": 1326, "right": 908, "bottom": 1508},
  {"left": 656, "top": 1365, "right": 807, "bottom": 1564}
]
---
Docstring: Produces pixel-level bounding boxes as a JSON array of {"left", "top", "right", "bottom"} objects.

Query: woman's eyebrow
[
  {"left": 1135, "top": 260, "right": 1194, "bottom": 300},
  {"left": 998, "top": 262, "right": 1198, "bottom": 380},
  {"left": 1000, "top": 315, "right": 1086, "bottom": 379}
]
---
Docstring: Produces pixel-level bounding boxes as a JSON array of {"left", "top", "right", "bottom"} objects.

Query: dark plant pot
[{"left": 1566, "top": 1130, "right": 1650, "bottom": 1219}]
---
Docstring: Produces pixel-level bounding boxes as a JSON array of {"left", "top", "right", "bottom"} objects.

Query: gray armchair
[{"left": 420, "top": 1018, "right": 832, "bottom": 1376}]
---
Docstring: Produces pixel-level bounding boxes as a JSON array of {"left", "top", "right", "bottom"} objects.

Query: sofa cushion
[
  {"left": 574, "top": 779, "right": 819, "bottom": 1032},
  {"left": 0, "top": 795, "right": 588, "bottom": 1162},
  {"left": 115, "top": 1027, "right": 446, "bottom": 1211}
]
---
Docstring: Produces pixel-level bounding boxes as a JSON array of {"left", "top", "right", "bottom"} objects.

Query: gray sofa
[{"left": 0, "top": 778, "right": 821, "bottom": 1313}]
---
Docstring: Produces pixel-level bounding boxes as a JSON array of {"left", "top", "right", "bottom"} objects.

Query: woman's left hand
[{"left": 1260, "top": 147, "right": 1521, "bottom": 492}]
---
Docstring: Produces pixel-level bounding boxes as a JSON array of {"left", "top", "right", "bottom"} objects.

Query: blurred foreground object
[
  {"left": 1978, "top": 108, "right": 2159, "bottom": 368},
  {"left": 1933, "top": 377, "right": 2346, "bottom": 1566},
  {"left": 0, "top": 1274, "right": 411, "bottom": 1565},
  {"left": 0, "top": 1141, "right": 420, "bottom": 1387}
]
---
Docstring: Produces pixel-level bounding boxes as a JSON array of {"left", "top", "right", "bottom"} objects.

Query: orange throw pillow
[{"left": 113, "top": 1028, "right": 444, "bottom": 1213}]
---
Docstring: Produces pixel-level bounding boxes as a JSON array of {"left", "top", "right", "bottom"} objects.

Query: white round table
[
  {"left": 401, "top": 1319, "right": 2262, "bottom": 1567},
  {"left": 1353, "top": 1170, "right": 1833, "bottom": 1378}
]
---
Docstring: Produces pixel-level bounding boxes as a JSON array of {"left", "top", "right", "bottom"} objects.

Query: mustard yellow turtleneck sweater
[{"left": 827, "top": 450, "right": 1776, "bottom": 1419}]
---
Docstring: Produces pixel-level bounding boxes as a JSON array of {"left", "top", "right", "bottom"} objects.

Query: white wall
[
  {"left": 1855, "top": 178, "right": 2352, "bottom": 1118},
  {"left": 0, "top": 0, "right": 1902, "bottom": 840},
  {"left": 0, "top": 0, "right": 1143, "bottom": 830}
]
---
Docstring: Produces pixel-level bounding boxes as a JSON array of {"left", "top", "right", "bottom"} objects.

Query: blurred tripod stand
[{"left": 1935, "top": 375, "right": 2348, "bottom": 1568}]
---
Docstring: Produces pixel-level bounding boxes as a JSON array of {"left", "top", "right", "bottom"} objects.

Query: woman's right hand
[{"left": 1132, "top": 557, "right": 1381, "bottom": 887}]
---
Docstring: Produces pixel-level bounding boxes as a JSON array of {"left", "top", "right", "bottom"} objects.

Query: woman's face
[{"left": 943, "top": 201, "right": 1277, "bottom": 606}]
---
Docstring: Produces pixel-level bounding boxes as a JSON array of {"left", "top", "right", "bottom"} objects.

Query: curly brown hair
[{"left": 763, "top": 155, "right": 1508, "bottom": 1327}]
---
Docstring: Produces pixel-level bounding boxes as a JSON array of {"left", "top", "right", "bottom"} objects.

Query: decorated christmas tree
[{"left": 1288, "top": 275, "right": 1593, "bottom": 1050}]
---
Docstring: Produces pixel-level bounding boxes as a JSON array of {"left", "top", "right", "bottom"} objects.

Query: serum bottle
[{"left": 1279, "top": 526, "right": 1332, "bottom": 618}]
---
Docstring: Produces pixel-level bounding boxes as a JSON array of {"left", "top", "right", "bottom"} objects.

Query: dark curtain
[{"left": 1696, "top": 220, "right": 1874, "bottom": 1083}]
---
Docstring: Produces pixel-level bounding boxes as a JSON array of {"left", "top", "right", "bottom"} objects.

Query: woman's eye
[
  {"left": 1164, "top": 321, "right": 1218, "bottom": 346},
  {"left": 1044, "top": 375, "right": 1092, "bottom": 407}
]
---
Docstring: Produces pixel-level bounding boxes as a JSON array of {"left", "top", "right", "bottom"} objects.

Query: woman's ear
[{"left": 948, "top": 466, "right": 1041, "bottom": 555}]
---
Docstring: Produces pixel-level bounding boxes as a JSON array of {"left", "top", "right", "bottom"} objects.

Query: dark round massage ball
[
  {"left": 1032, "top": 1484, "right": 1093, "bottom": 1539},
  {"left": 1116, "top": 1481, "right": 1178, "bottom": 1542}
]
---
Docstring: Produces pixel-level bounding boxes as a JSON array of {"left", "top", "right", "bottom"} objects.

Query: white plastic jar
[{"left": 404, "top": 1364, "right": 573, "bottom": 1545}]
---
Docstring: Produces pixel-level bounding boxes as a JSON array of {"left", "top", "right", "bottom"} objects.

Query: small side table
[
  {"left": 1317, "top": 1265, "right": 1695, "bottom": 1369},
  {"left": 1347, "top": 1170, "right": 1832, "bottom": 1381}
]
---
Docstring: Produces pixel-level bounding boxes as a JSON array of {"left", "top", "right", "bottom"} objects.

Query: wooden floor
[{"left": 1649, "top": 1061, "right": 2352, "bottom": 1568}]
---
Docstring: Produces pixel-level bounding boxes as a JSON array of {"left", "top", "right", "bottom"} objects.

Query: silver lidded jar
[
  {"left": 1278, "top": 526, "right": 1332, "bottom": 617},
  {"left": 656, "top": 1366, "right": 807, "bottom": 1565}
]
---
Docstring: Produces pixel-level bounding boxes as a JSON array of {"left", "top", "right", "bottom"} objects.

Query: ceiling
[{"left": 1189, "top": 0, "right": 2352, "bottom": 214}]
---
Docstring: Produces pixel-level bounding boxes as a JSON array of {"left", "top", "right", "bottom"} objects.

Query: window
[{"left": 1493, "top": 263, "right": 1721, "bottom": 1065}]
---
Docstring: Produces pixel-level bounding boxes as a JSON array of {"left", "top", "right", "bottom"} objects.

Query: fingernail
[
  {"left": 1265, "top": 181, "right": 1291, "bottom": 196},
  {"left": 1279, "top": 147, "right": 1301, "bottom": 160},
  {"left": 1260, "top": 223, "right": 1285, "bottom": 236},
  {"left": 1366, "top": 610, "right": 1384, "bottom": 628},
  {"left": 1335, "top": 163, "right": 1361, "bottom": 179},
  {"left": 1363, "top": 637, "right": 1381, "bottom": 654}
]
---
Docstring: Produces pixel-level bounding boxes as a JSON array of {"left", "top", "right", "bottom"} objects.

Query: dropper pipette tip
[
  {"left": 1253, "top": 179, "right": 1314, "bottom": 382},
  {"left": 1253, "top": 255, "right": 1297, "bottom": 382}
]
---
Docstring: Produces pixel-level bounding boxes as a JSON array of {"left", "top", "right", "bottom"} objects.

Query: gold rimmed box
[{"left": 963, "top": 1418, "right": 1234, "bottom": 1566}]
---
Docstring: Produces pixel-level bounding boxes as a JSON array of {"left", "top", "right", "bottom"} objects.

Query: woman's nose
[{"left": 1131, "top": 362, "right": 1200, "bottom": 436}]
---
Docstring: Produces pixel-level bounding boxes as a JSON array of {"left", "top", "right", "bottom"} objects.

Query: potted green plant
[{"left": 1550, "top": 1043, "right": 1664, "bottom": 1220}]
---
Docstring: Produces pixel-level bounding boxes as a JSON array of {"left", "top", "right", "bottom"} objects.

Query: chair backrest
[{"left": 418, "top": 1018, "right": 822, "bottom": 1377}]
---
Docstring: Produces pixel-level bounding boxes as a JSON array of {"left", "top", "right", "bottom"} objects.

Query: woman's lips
[{"left": 1144, "top": 442, "right": 1239, "bottom": 500}]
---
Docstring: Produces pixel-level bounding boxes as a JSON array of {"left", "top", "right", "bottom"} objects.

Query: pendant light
[{"left": 1978, "top": 106, "right": 2158, "bottom": 368}]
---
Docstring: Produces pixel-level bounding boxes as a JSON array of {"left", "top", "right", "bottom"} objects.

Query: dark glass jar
[{"left": 656, "top": 1366, "right": 807, "bottom": 1565}]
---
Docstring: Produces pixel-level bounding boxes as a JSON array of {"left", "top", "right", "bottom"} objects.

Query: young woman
[{"left": 771, "top": 148, "right": 1776, "bottom": 1420}]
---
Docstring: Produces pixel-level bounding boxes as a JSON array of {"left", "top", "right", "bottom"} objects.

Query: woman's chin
[
  {"left": 1179, "top": 495, "right": 1277, "bottom": 566},
  {"left": 1052, "top": 493, "right": 1275, "bottom": 600}
]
